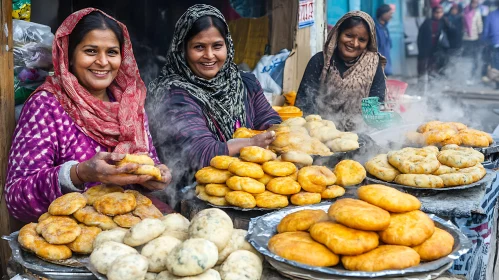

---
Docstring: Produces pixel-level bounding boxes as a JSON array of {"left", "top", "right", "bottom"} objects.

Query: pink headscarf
[{"left": 463, "top": 4, "right": 477, "bottom": 37}]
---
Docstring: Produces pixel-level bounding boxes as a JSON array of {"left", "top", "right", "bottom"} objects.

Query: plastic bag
[
  {"left": 12, "top": 0, "right": 31, "bottom": 21},
  {"left": 252, "top": 49, "right": 290, "bottom": 96},
  {"left": 13, "top": 19, "right": 54, "bottom": 69}
]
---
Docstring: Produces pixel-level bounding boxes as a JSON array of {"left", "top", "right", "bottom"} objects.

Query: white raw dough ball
[
  {"left": 90, "top": 241, "right": 137, "bottom": 274},
  {"left": 166, "top": 238, "right": 218, "bottom": 277},
  {"left": 93, "top": 228, "right": 127, "bottom": 249},
  {"left": 107, "top": 253, "right": 148, "bottom": 280},
  {"left": 220, "top": 250, "right": 263, "bottom": 280},
  {"left": 156, "top": 269, "right": 221, "bottom": 280},
  {"left": 188, "top": 209, "right": 233, "bottom": 251},
  {"left": 141, "top": 236, "right": 182, "bottom": 272},
  {"left": 124, "top": 218, "right": 166, "bottom": 247}
]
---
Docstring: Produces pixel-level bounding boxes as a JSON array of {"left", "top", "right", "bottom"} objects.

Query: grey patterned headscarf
[{"left": 149, "top": 4, "right": 246, "bottom": 141}]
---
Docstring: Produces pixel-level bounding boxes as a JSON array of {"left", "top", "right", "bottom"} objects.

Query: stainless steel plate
[{"left": 247, "top": 203, "right": 471, "bottom": 278}]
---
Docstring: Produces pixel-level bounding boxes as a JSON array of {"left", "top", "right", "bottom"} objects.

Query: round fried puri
[
  {"left": 298, "top": 166, "right": 336, "bottom": 193},
  {"left": 225, "top": 191, "right": 256, "bottom": 208},
  {"left": 394, "top": 174, "right": 445, "bottom": 188},
  {"left": 48, "top": 192, "right": 87, "bottom": 216},
  {"left": 342, "top": 245, "right": 420, "bottom": 272},
  {"left": 67, "top": 224, "right": 102, "bottom": 254},
  {"left": 268, "top": 232, "right": 339, "bottom": 267},
  {"left": 133, "top": 204, "right": 163, "bottom": 219},
  {"left": 321, "top": 185, "right": 345, "bottom": 199},
  {"left": 19, "top": 223, "right": 73, "bottom": 260},
  {"left": 228, "top": 161, "right": 264, "bottom": 179},
  {"left": 379, "top": 210, "right": 435, "bottom": 246},
  {"left": 266, "top": 177, "right": 301, "bottom": 195},
  {"left": 328, "top": 198, "right": 390, "bottom": 231},
  {"left": 262, "top": 161, "right": 297, "bottom": 177},
  {"left": 93, "top": 192, "right": 137, "bottom": 216},
  {"left": 254, "top": 191, "right": 289, "bottom": 208},
  {"left": 41, "top": 218, "right": 81, "bottom": 245},
  {"left": 277, "top": 209, "right": 328, "bottom": 233},
  {"left": 412, "top": 227, "right": 455, "bottom": 261},
  {"left": 290, "top": 192, "right": 321, "bottom": 206},
  {"left": 73, "top": 206, "right": 118, "bottom": 230},
  {"left": 357, "top": 185, "right": 421, "bottom": 213},
  {"left": 310, "top": 221, "right": 379, "bottom": 255},
  {"left": 196, "top": 166, "right": 233, "bottom": 184},
  {"left": 114, "top": 213, "right": 142, "bottom": 228},
  {"left": 83, "top": 185, "right": 124, "bottom": 205},
  {"left": 210, "top": 156, "right": 240, "bottom": 170},
  {"left": 226, "top": 176, "right": 265, "bottom": 194},
  {"left": 124, "top": 190, "right": 152, "bottom": 206},
  {"left": 205, "top": 184, "right": 231, "bottom": 197},
  {"left": 334, "top": 160, "right": 366, "bottom": 187},
  {"left": 365, "top": 154, "right": 401, "bottom": 182},
  {"left": 240, "top": 146, "right": 277, "bottom": 163}
]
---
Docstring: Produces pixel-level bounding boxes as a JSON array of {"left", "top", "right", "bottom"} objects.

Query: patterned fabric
[
  {"left": 35, "top": 8, "right": 149, "bottom": 154},
  {"left": 319, "top": 11, "right": 385, "bottom": 131},
  {"left": 5, "top": 91, "right": 160, "bottom": 222},
  {"left": 148, "top": 4, "right": 246, "bottom": 142}
]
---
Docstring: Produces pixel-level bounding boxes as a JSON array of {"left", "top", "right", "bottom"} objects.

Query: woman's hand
[
  {"left": 73, "top": 152, "right": 151, "bottom": 186},
  {"left": 139, "top": 164, "right": 172, "bottom": 191},
  {"left": 250, "top": 131, "right": 276, "bottom": 148}
]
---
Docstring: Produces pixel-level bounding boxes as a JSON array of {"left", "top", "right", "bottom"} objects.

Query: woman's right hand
[
  {"left": 250, "top": 131, "right": 276, "bottom": 149},
  {"left": 74, "top": 152, "right": 151, "bottom": 186}
]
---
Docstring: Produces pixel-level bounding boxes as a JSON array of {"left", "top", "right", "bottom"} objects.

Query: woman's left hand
[{"left": 139, "top": 164, "right": 172, "bottom": 191}]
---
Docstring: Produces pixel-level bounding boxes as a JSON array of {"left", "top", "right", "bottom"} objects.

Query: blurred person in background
[
  {"left": 462, "top": 0, "right": 483, "bottom": 85},
  {"left": 446, "top": 4, "right": 464, "bottom": 52},
  {"left": 482, "top": 1, "right": 499, "bottom": 89},
  {"left": 417, "top": 6, "right": 454, "bottom": 80},
  {"left": 375, "top": 4, "right": 393, "bottom": 76}
]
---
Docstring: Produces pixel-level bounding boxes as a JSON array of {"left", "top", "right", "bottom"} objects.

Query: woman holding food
[
  {"left": 295, "top": 11, "right": 386, "bottom": 131},
  {"left": 5, "top": 8, "right": 172, "bottom": 222},
  {"left": 147, "top": 5, "right": 280, "bottom": 186}
]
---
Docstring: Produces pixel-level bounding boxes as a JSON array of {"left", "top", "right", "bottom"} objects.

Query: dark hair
[
  {"left": 432, "top": 5, "right": 444, "bottom": 14},
  {"left": 184, "top": 15, "right": 228, "bottom": 45},
  {"left": 376, "top": 4, "right": 392, "bottom": 19},
  {"left": 337, "top": 16, "right": 371, "bottom": 43},
  {"left": 68, "top": 11, "right": 124, "bottom": 61}
]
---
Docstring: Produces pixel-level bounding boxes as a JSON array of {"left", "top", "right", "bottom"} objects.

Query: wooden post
[{"left": 0, "top": 0, "right": 14, "bottom": 276}]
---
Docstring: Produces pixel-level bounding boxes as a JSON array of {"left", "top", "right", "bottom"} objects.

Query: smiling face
[
  {"left": 337, "top": 24, "right": 369, "bottom": 62},
  {"left": 185, "top": 26, "right": 227, "bottom": 80},
  {"left": 70, "top": 29, "right": 121, "bottom": 98}
]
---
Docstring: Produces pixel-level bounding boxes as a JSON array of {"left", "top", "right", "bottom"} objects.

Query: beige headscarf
[{"left": 319, "top": 11, "right": 386, "bottom": 132}]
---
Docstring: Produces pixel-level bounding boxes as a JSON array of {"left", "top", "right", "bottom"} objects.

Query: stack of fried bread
[
  {"left": 365, "top": 145, "right": 486, "bottom": 188},
  {"left": 195, "top": 147, "right": 367, "bottom": 209},
  {"left": 117, "top": 154, "right": 162, "bottom": 181},
  {"left": 18, "top": 183, "right": 163, "bottom": 260},
  {"left": 85, "top": 208, "right": 261, "bottom": 280},
  {"left": 272, "top": 105, "right": 304, "bottom": 120},
  {"left": 406, "top": 121, "right": 493, "bottom": 147},
  {"left": 268, "top": 185, "right": 455, "bottom": 272}
]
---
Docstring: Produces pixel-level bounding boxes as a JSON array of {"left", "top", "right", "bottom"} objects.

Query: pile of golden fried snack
[
  {"left": 21, "top": 206, "right": 264, "bottom": 280},
  {"left": 269, "top": 185, "right": 454, "bottom": 272},
  {"left": 365, "top": 145, "right": 486, "bottom": 188},
  {"left": 233, "top": 115, "right": 360, "bottom": 156},
  {"left": 195, "top": 146, "right": 367, "bottom": 209},
  {"left": 271, "top": 105, "right": 303, "bottom": 120},
  {"left": 406, "top": 121, "right": 493, "bottom": 147}
]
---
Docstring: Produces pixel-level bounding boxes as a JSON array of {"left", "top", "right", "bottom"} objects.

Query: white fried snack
[
  {"left": 326, "top": 138, "right": 359, "bottom": 152},
  {"left": 280, "top": 151, "right": 314, "bottom": 167},
  {"left": 188, "top": 208, "right": 233, "bottom": 251},
  {"left": 107, "top": 253, "right": 148, "bottom": 280},
  {"left": 141, "top": 236, "right": 182, "bottom": 272},
  {"left": 67, "top": 224, "right": 102, "bottom": 254},
  {"left": 387, "top": 147, "right": 440, "bottom": 174},
  {"left": 89, "top": 241, "right": 137, "bottom": 274},
  {"left": 437, "top": 149, "right": 483, "bottom": 169},
  {"left": 124, "top": 218, "right": 166, "bottom": 247},
  {"left": 365, "top": 154, "right": 401, "bottom": 182},
  {"left": 73, "top": 206, "right": 118, "bottom": 230},
  {"left": 166, "top": 238, "right": 219, "bottom": 276},
  {"left": 18, "top": 223, "right": 72, "bottom": 260},
  {"left": 239, "top": 146, "right": 277, "bottom": 163},
  {"left": 394, "top": 174, "right": 445, "bottom": 188},
  {"left": 83, "top": 185, "right": 124, "bottom": 205},
  {"left": 48, "top": 192, "right": 87, "bottom": 216},
  {"left": 93, "top": 192, "right": 137, "bottom": 216},
  {"left": 93, "top": 227, "right": 127, "bottom": 248},
  {"left": 219, "top": 250, "right": 263, "bottom": 280}
]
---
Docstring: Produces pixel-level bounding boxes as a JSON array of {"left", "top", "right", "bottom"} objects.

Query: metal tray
[
  {"left": 3, "top": 233, "right": 96, "bottom": 280},
  {"left": 247, "top": 203, "right": 472, "bottom": 278},
  {"left": 365, "top": 170, "right": 494, "bottom": 192}
]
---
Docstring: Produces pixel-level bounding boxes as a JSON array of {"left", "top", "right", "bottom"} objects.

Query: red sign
[{"left": 299, "top": 0, "right": 315, "bottom": 28}]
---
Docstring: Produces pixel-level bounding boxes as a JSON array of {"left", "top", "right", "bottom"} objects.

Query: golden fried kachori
[
  {"left": 262, "top": 161, "right": 297, "bottom": 177},
  {"left": 412, "top": 227, "right": 455, "bottom": 261},
  {"left": 298, "top": 166, "right": 336, "bottom": 193},
  {"left": 394, "top": 174, "right": 445, "bottom": 188},
  {"left": 321, "top": 185, "right": 345, "bottom": 199},
  {"left": 309, "top": 221, "right": 379, "bottom": 255},
  {"left": 124, "top": 190, "right": 152, "bottom": 206},
  {"left": 328, "top": 198, "right": 390, "bottom": 231},
  {"left": 341, "top": 245, "right": 420, "bottom": 272},
  {"left": 67, "top": 224, "right": 102, "bottom": 254},
  {"left": 225, "top": 191, "right": 256, "bottom": 208},
  {"left": 195, "top": 166, "right": 233, "bottom": 183},
  {"left": 48, "top": 192, "right": 87, "bottom": 216},
  {"left": 226, "top": 176, "right": 265, "bottom": 194},
  {"left": 73, "top": 206, "right": 118, "bottom": 230},
  {"left": 228, "top": 161, "right": 264, "bottom": 179},
  {"left": 83, "top": 185, "right": 124, "bottom": 205},
  {"left": 290, "top": 192, "right": 322, "bottom": 206},
  {"left": 266, "top": 177, "right": 301, "bottom": 195},
  {"left": 379, "top": 210, "right": 435, "bottom": 246},
  {"left": 93, "top": 192, "right": 137, "bottom": 216},
  {"left": 254, "top": 191, "right": 289, "bottom": 209},
  {"left": 334, "top": 160, "right": 366, "bottom": 187},
  {"left": 277, "top": 209, "right": 328, "bottom": 233},
  {"left": 41, "top": 218, "right": 81, "bottom": 245},
  {"left": 113, "top": 213, "right": 141, "bottom": 228},
  {"left": 364, "top": 154, "right": 401, "bottom": 182},
  {"left": 18, "top": 223, "right": 73, "bottom": 260},
  {"left": 240, "top": 146, "right": 277, "bottom": 163},
  {"left": 205, "top": 184, "right": 231, "bottom": 197},
  {"left": 133, "top": 204, "right": 163, "bottom": 219},
  {"left": 357, "top": 185, "right": 421, "bottom": 213},
  {"left": 268, "top": 232, "right": 339, "bottom": 267},
  {"left": 210, "top": 156, "right": 240, "bottom": 170}
]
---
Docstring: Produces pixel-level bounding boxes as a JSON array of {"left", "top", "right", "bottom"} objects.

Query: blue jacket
[
  {"left": 375, "top": 19, "right": 392, "bottom": 75},
  {"left": 483, "top": 10, "right": 499, "bottom": 47}
]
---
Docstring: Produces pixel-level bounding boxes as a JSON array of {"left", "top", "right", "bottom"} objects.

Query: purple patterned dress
[{"left": 5, "top": 91, "right": 160, "bottom": 222}]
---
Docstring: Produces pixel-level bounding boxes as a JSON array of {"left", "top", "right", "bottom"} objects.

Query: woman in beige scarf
[{"left": 295, "top": 11, "right": 386, "bottom": 131}]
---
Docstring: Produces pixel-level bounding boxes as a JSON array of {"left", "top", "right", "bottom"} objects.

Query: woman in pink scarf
[
  {"left": 462, "top": 0, "right": 483, "bottom": 84},
  {"left": 5, "top": 8, "right": 172, "bottom": 222}
]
